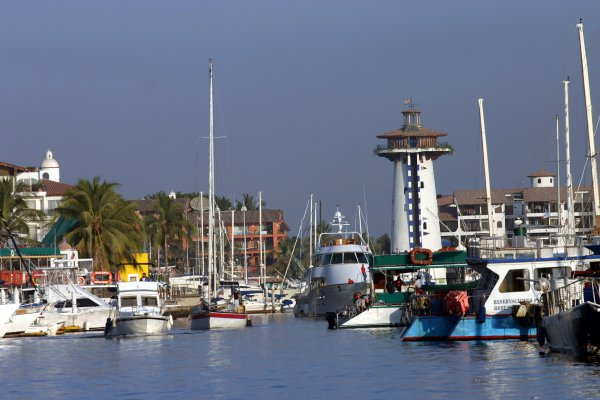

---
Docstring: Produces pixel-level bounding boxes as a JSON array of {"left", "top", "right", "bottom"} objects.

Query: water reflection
[{"left": 1, "top": 316, "right": 600, "bottom": 399}]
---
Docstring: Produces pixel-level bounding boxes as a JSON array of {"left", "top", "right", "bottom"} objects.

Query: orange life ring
[
  {"left": 409, "top": 248, "right": 433, "bottom": 266},
  {"left": 32, "top": 271, "right": 46, "bottom": 285},
  {"left": 91, "top": 271, "right": 112, "bottom": 285},
  {"left": 77, "top": 276, "right": 86, "bottom": 285}
]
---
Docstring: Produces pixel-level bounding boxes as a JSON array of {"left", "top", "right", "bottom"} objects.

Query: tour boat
[
  {"left": 294, "top": 207, "right": 372, "bottom": 317},
  {"left": 105, "top": 281, "right": 172, "bottom": 338},
  {"left": 330, "top": 249, "right": 471, "bottom": 329},
  {"left": 401, "top": 234, "right": 597, "bottom": 341}
]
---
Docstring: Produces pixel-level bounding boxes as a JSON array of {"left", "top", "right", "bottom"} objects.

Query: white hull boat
[
  {"left": 339, "top": 304, "right": 407, "bottom": 329},
  {"left": 190, "top": 306, "right": 251, "bottom": 330},
  {"left": 0, "top": 302, "right": 20, "bottom": 338},
  {"left": 294, "top": 208, "right": 372, "bottom": 317},
  {"left": 5, "top": 307, "right": 43, "bottom": 335},
  {"left": 105, "top": 281, "right": 171, "bottom": 338},
  {"left": 108, "top": 315, "right": 171, "bottom": 337}
]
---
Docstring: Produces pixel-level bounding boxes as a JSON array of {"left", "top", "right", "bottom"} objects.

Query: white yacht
[
  {"left": 105, "top": 281, "right": 172, "bottom": 338},
  {"left": 294, "top": 208, "right": 372, "bottom": 317}
]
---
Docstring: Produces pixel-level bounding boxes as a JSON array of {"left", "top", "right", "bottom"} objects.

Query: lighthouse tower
[{"left": 375, "top": 101, "right": 452, "bottom": 253}]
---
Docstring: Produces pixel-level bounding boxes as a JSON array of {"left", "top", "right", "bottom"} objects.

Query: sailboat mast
[
  {"left": 563, "top": 79, "right": 576, "bottom": 235},
  {"left": 556, "top": 116, "right": 561, "bottom": 232},
  {"left": 231, "top": 210, "right": 234, "bottom": 281},
  {"left": 259, "top": 191, "right": 263, "bottom": 288},
  {"left": 577, "top": 20, "right": 600, "bottom": 220},
  {"left": 478, "top": 98, "right": 494, "bottom": 237},
  {"left": 309, "top": 194, "right": 313, "bottom": 263},
  {"left": 207, "top": 60, "right": 215, "bottom": 301}
]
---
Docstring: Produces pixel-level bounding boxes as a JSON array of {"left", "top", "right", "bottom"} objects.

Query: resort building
[
  {"left": 438, "top": 168, "right": 594, "bottom": 247},
  {"left": 0, "top": 150, "right": 71, "bottom": 242},
  {"left": 134, "top": 197, "right": 289, "bottom": 276},
  {"left": 188, "top": 208, "right": 289, "bottom": 277}
]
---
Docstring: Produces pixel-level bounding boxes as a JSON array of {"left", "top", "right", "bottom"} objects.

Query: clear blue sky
[{"left": 2, "top": 1, "right": 600, "bottom": 237}]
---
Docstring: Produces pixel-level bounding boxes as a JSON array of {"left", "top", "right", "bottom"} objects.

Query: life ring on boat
[
  {"left": 77, "top": 276, "right": 86, "bottom": 285},
  {"left": 31, "top": 271, "right": 46, "bottom": 285},
  {"left": 91, "top": 271, "right": 112, "bottom": 285},
  {"left": 409, "top": 248, "right": 433, "bottom": 266}
]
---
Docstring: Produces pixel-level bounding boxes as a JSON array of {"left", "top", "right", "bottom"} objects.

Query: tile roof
[
  {"left": 41, "top": 179, "right": 72, "bottom": 196},
  {"left": 444, "top": 185, "right": 592, "bottom": 206},
  {"left": 528, "top": 168, "right": 556, "bottom": 178}
]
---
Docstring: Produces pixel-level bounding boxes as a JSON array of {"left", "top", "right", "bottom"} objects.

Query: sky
[{"left": 2, "top": 1, "right": 600, "bottom": 238}]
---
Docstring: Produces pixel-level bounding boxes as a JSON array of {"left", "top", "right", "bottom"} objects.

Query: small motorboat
[{"left": 104, "top": 281, "right": 172, "bottom": 338}]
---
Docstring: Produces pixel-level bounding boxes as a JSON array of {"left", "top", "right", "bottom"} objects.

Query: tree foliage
[
  {"left": 144, "top": 191, "right": 192, "bottom": 268},
  {"left": 0, "top": 180, "right": 46, "bottom": 246},
  {"left": 55, "top": 177, "right": 143, "bottom": 271}
]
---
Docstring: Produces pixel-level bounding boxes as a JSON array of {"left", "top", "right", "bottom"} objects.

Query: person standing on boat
[
  {"left": 386, "top": 276, "right": 396, "bottom": 293},
  {"left": 394, "top": 275, "right": 404, "bottom": 292},
  {"left": 361, "top": 265, "right": 367, "bottom": 281}
]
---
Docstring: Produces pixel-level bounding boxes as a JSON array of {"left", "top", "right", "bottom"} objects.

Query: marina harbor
[{"left": 3, "top": 3, "right": 600, "bottom": 399}]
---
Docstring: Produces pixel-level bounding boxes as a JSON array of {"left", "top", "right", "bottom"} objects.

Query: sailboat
[{"left": 190, "top": 60, "right": 251, "bottom": 330}]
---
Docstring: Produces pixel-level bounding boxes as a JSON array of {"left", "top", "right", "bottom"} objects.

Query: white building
[
  {"left": 438, "top": 168, "right": 594, "bottom": 247},
  {"left": 0, "top": 150, "right": 71, "bottom": 242}
]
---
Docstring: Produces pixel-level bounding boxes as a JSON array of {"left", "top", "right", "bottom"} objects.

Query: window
[
  {"left": 538, "top": 178, "right": 542, "bottom": 184},
  {"left": 330, "top": 253, "right": 343, "bottom": 264},
  {"left": 43, "top": 172, "right": 49, "bottom": 179},
  {"left": 498, "top": 269, "right": 530, "bottom": 292},
  {"left": 497, "top": 221, "right": 502, "bottom": 228},
  {"left": 142, "top": 296, "right": 158, "bottom": 306},
  {"left": 121, "top": 296, "right": 138, "bottom": 307},
  {"left": 322, "top": 254, "right": 332, "bottom": 265},
  {"left": 423, "top": 222, "right": 428, "bottom": 230},
  {"left": 356, "top": 253, "right": 368, "bottom": 263},
  {"left": 343, "top": 253, "right": 358, "bottom": 264},
  {"left": 420, "top": 181, "right": 424, "bottom": 189}
]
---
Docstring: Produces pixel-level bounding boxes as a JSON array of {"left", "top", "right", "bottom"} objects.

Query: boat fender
[{"left": 103, "top": 318, "right": 113, "bottom": 339}]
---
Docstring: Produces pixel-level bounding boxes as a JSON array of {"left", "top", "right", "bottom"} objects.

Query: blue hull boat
[{"left": 403, "top": 314, "right": 536, "bottom": 341}]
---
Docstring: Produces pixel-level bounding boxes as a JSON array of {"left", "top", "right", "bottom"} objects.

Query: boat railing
[{"left": 542, "top": 278, "right": 596, "bottom": 315}]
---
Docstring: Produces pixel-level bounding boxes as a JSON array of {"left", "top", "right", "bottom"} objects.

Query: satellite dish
[{"left": 190, "top": 196, "right": 208, "bottom": 212}]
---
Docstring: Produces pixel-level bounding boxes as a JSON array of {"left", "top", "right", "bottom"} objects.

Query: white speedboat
[
  {"left": 4, "top": 290, "right": 43, "bottom": 336},
  {"left": 105, "top": 281, "right": 171, "bottom": 338},
  {"left": 294, "top": 208, "right": 372, "bottom": 317},
  {"left": 0, "top": 289, "right": 20, "bottom": 338}
]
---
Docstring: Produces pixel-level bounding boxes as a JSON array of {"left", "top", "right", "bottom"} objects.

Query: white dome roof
[{"left": 40, "top": 149, "right": 59, "bottom": 169}]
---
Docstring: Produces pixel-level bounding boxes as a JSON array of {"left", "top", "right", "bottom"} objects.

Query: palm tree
[
  {"left": 235, "top": 193, "right": 265, "bottom": 211},
  {"left": 0, "top": 179, "right": 45, "bottom": 246},
  {"left": 54, "top": 177, "right": 143, "bottom": 271},
  {"left": 144, "top": 192, "right": 191, "bottom": 269}
]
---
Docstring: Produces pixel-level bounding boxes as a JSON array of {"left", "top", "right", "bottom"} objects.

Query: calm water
[{"left": 2, "top": 314, "right": 599, "bottom": 400}]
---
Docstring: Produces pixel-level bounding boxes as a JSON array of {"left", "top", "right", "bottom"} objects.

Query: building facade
[{"left": 438, "top": 169, "right": 594, "bottom": 246}]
